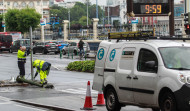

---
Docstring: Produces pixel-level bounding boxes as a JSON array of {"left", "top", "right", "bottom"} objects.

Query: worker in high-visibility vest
[
  {"left": 17, "top": 46, "right": 30, "bottom": 78},
  {"left": 33, "top": 59, "right": 51, "bottom": 85}
]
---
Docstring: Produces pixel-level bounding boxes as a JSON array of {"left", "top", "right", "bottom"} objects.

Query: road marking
[{"left": 56, "top": 88, "right": 98, "bottom": 95}]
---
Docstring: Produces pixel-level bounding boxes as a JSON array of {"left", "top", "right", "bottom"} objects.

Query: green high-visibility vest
[{"left": 33, "top": 60, "right": 45, "bottom": 72}]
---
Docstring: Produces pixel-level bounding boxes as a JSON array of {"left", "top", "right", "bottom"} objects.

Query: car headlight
[{"left": 179, "top": 74, "right": 190, "bottom": 84}]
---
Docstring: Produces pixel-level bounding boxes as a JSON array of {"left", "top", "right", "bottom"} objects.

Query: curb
[{"left": 12, "top": 100, "right": 73, "bottom": 111}]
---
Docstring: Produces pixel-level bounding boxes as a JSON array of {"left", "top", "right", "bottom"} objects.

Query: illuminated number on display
[
  {"left": 145, "top": 5, "right": 149, "bottom": 13},
  {"left": 153, "top": 5, "right": 156, "bottom": 13},
  {"left": 157, "top": 5, "right": 161, "bottom": 13}
]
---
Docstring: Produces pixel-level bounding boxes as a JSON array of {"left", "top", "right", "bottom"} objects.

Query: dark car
[
  {"left": 10, "top": 39, "right": 30, "bottom": 53},
  {"left": 33, "top": 42, "right": 59, "bottom": 54},
  {"left": 0, "top": 35, "right": 12, "bottom": 52}
]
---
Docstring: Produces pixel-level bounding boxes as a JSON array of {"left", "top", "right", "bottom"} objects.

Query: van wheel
[
  {"left": 106, "top": 88, "right": 121, "bottom": 111},
  {"left": 160, "top": 92, "right": 177, "bottom": 111}
]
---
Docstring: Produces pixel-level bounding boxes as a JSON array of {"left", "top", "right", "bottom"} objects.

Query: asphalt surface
[{"left": 0, "top": 51, "right": 153, "bottom": 111}]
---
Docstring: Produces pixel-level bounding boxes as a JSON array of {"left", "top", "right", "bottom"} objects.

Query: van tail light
[
  {"left": 77, "top": 43, "right": 79, "bottom": 47},
  {"left": 45, "top": 45, "right": 50, "bottom": 47},
  {"left": 59, "top": 44, "right": 61, "bottom": 46},
  {"left": 12, "top": 42, "right": 13, "bottom": 45}
]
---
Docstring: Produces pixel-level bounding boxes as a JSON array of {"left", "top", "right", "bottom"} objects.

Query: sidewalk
[{"left": 12, "top": 93, "right": 152, "bottom": 111}]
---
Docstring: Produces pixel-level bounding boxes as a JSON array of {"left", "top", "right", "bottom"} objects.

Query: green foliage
[
  {"left": 5, "top": 8, "right": 41, "bottom": 34},
  {"left": 50, "top": 2, "right": 104, "bottom": 27},
  {"left": 50, "top": 5, "right": 68, "bottom": 27},
  {"left": 79, "top": 16, "right": 91, "bottom": 27},
  {"left": 67, "top": 60, "right": 95, "bottom": 73}
]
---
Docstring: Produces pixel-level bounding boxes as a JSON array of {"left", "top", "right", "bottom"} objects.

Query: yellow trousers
[{"left": 40, "top": 70, "right": 47, "bottom": 83}]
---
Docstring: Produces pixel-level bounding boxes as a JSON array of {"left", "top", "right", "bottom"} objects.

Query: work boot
[{"left": 40, "top": 79, "right": 44, "bottom": 84}]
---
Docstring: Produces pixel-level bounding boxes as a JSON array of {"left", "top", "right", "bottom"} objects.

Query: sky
[{"left": 64, "top": 0, "right": 182, "bottom": 6}]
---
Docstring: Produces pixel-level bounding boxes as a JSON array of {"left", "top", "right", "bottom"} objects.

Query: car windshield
[
  {"left": 159, "top": 47, "right": 190, "bottom": 70},
  {"left": 20, "top": 40, "right": 30, "bottom": 46}
]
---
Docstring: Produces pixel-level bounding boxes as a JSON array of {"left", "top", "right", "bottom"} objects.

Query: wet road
[{"left": 0, "top": 52, "right": 153, "bottom": 111}]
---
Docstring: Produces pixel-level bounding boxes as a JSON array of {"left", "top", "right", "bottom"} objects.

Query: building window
[
  {"left": 21, "top": 2, "right": 26, "bottom": 7},
  {"left": 7, "top": 2, "right": 10, "bottom": 6},
  {"left": 13, "top": 2, "right": 19, "bottom": 8},
  {"left": 37, "top": 1, "right": 40, "bottom": 6},
  {"left": 43, "top": 1, "right": 47, "bottom": 6},
  {"left": 43, "top": 10, "right": 49, "bottom": 14},
  {"left": 0, "top": 2, "right": 3, "bottom": 6},
  {"left": 29, "top": 2, "right": 34, "bottom": 7}
]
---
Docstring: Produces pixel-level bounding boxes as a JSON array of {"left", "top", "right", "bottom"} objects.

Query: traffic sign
[
  {"left": 40, "top": 18, "right": 46, "bottom": 26},
  {"left": 131, "top": 19, "right": 138, "bottom": 24},
  {"left": 2, "top": 21, "right": 5, "bottom": 27}
]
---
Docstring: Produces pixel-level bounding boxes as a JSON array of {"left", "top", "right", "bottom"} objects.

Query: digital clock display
[
  {"left": 133, "top": 0, "right": 169, "bottom": 16},
  {"left": 141, "top": 5, "right": 162, "bottom": 14}
]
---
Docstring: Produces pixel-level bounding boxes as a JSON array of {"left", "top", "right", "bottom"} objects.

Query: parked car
[
  {"left": 10, "top": 39, "right": 30, "bottom": 53},
  {"left": 62, "top": 42, "right": 90, "bottom": 55},
  {"left": 33, "top": 42, "right": 59, "bottom": 54},
  {"left": 0, "top": 35, "right": 12, "bottom": 52}
]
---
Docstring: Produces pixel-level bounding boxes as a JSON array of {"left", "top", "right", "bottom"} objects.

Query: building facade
[{"left": 0, "top": 0, "right": 50, "bottom": 21}]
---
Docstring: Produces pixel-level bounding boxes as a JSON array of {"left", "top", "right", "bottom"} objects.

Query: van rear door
[{"left": 93, "top": 41, "right": 112, "bottom": 92}]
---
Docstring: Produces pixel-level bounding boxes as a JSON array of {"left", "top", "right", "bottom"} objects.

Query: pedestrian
[
  {"left": 33, "top": 59, "right": 51, "bottom": 85},
  {"left": 17, "top": 46, "right": 30, "bottom": 79},
  {"left": 79, "top": 39, "right": 84, "bottom": 57}
]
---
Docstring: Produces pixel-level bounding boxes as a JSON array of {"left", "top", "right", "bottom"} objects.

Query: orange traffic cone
[
  {"left": 95, "top": 91, "right": 105, "bottom": 106},
  {"left": 80, "top": 81, "right": 96, "bottom": 110}
]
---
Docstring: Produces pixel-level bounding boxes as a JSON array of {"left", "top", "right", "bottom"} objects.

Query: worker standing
[
  {"left": 79, "top": 39, "right": 84, "bottom": 58},
  {"left": 17, "top": 46, "right": 30, "bottom": 78},
  {"left": 33, "top": 59, "right": 51, "bottom": 85}
]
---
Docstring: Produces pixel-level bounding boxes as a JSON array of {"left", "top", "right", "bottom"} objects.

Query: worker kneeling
[{"left": 33, "top": 59, "right": 51, "bottom": 85}]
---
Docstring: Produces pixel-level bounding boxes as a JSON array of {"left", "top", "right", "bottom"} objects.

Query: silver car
[{"left": 62, "top": 42, "right": 90, "bottom": 55}]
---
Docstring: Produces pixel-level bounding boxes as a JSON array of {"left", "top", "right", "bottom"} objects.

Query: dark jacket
[{"left": 79, "top": 40, "right": 84, "bottom": 49}]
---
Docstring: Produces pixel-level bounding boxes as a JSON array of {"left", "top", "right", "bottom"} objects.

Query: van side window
[
  {"left": 119, "top": 48, "right": 135, "bottom": 70},
  {"left": 137, "top": 49, "right": 158, "bottom": 73}
]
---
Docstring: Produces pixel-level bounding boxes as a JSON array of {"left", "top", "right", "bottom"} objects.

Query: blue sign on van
[
  {"left": 109, "top": 49, "right": 116, "bottom": 61},
  {"left": 97, "top": 48, "right": 104, "bottom": 60}
]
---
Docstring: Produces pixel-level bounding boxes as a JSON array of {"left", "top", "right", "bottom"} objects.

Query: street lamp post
[
  {"left": 3, "top": 0, "right": 6, "bottom": 32},
  {"left": 96, "top": 0, "right": 98, "bottom": 18},
  {"left": 87, "top": 0, "right": 89, "bottom": 27},
  {"left": 41, "top": 0, "right": 44, "bottom": 42},
  {"left": 68, "top": 9, "right": 70, "bottom": 34}
]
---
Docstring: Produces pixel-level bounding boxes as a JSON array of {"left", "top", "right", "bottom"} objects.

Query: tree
[
  {"left": 79, "top": 16, "right": 91, "bottom": 27},
  {"left": 5, "top": 8, "right": 41, "bottom": 34},
  {"left": 50, "top": 2, "right": 104, "bottom": 27},
  {"left": 50, "top": 5, "right": 68, "bottom": 27}
]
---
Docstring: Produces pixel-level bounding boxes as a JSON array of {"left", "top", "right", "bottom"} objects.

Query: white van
[{"left": 93, "top": 37, "right": 190, "bottom": 111}]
